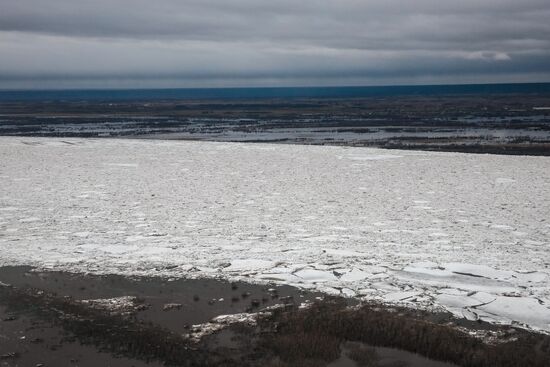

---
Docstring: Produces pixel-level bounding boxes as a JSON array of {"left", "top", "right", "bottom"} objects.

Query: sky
[{"left": 1, "top": 0, "right": 550, "bottom": 89}]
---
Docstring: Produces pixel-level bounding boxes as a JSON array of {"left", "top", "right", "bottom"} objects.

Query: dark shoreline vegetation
[
  {"left": 1, "top": 93, "right": 549, "bottom": 155},
  {"left": 1, "top": 267, "right": 549, "bottom": 366}
]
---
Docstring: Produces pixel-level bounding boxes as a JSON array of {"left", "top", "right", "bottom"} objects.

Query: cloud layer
[{"left": 1, "top": 0, "right": 550, "bottom": 88}]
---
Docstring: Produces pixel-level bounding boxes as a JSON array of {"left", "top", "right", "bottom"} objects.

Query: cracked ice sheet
[{"left": 0, "top": 137, "right": 550, "bottom": 332}]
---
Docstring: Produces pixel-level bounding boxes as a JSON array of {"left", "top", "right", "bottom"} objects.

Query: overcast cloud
[{"left": 1, "top": 0, "right": 550, "bottom": 89}]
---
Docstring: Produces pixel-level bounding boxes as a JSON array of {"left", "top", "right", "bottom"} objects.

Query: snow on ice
[{"left": 0, "top": 137, "right": 549, "bottom": 332}]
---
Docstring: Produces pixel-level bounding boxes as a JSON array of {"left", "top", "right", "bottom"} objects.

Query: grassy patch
[{"left": 257, "top": 298, "right": 550, "bottom": 367}]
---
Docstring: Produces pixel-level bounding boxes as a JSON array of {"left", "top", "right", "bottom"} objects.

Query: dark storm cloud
[{"left": 1, "top": 0, "right": 549, "bottom": 88}]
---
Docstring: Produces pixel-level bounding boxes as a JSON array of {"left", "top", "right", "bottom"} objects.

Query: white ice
[{"left": 0, "top": 137, "right": 549, "bottom": 332}]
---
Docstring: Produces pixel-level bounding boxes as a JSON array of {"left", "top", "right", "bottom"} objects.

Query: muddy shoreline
[{"left": 1, "top": 266, "right": 549, "bottom": 366}]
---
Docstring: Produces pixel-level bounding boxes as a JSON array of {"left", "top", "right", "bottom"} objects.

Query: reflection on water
[{"left": 329, "top": 341, "right": 458, "bottom": 367}]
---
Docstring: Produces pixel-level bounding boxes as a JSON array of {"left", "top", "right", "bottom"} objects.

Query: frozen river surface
[{"left": 1, "top": 137, "right": 549, "bottom": 332}]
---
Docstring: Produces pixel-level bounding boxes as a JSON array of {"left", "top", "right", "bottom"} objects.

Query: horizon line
[{"left": 2, "top": 81, "right": 550, "bottom": 93}]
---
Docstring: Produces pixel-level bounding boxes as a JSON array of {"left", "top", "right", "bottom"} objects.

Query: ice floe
[
  {"left": 294, "top": 269, "right": 338, "bottom": 282},
  {"left": 0, "top": 137, "right": 549, "bottom": 332},
  {"left": 224, "top": 259, "right": 278, "bottom": 272}
]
